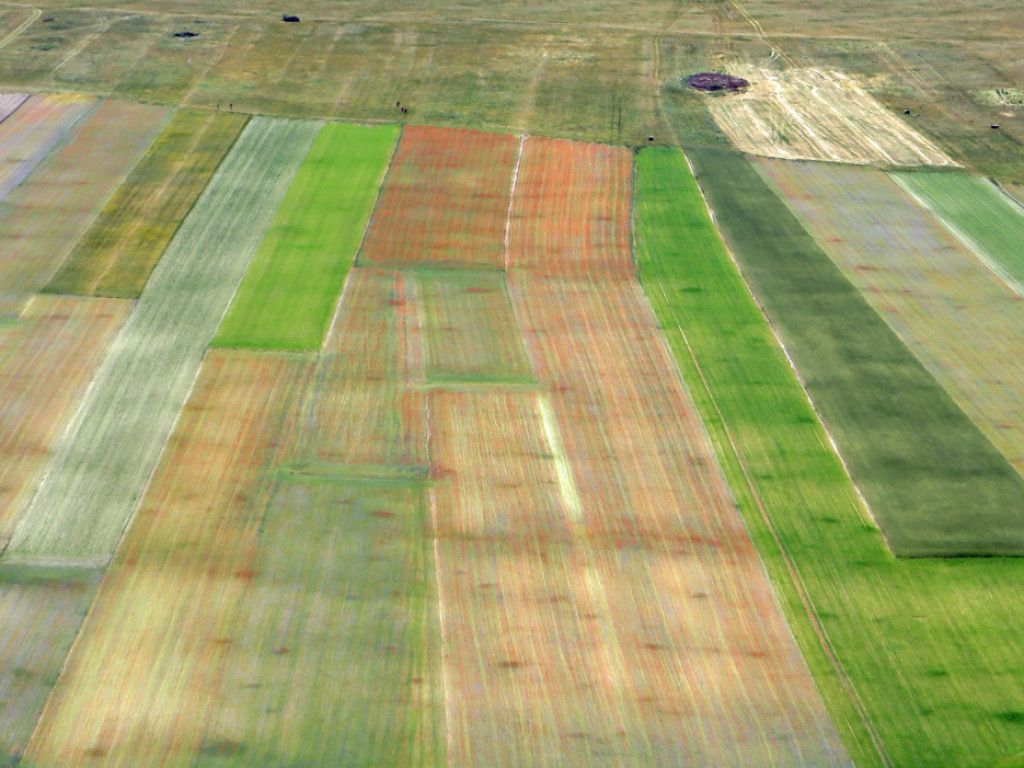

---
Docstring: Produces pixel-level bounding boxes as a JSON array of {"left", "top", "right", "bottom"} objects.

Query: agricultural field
[
  {"left": 754, "top": 158, "right": 1024, "bottom": 478},
  {"left": 3, "top": 0, "right": 1024, "bottom": 765},
  {"left": 635, "top": 147, "right": 1024, "bottom": 768}
]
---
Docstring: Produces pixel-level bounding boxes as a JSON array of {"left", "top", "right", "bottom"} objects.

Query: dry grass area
[
  {"left": 0, "top": 98, "right": 169, "bottom": 318},
  {"left": 22, "top": 350, "right": 310, "bottom": 767},
  {"left": 706, "top": 66, "right": 957, "bottom": 166},
  {"left": 0, "top": 295, "right": 131, "bottom": 545},
  {"left": 359, "top": 125, "right": 519, "bottom": 269}
]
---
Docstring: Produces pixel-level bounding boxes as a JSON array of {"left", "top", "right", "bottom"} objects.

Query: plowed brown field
[
  {"left": 23, "top": 350, "right": 311, "bottom": 767},
  {"left": 359, "top": 125, "right": 520, "bottom": 269},
  {"left": 0, "top": 295, "right": 131, "bottom": 544}
]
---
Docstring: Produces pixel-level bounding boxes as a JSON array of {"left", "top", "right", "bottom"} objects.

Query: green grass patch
[
  {"left": 635, "top": 146, "right": 1024, "bottom": 767},
  {"left": 45, "top": 109, "right": 248, "bottom": 298},
  {"left": 891, "top": 171, "right": 1024, "bottom": 293},
  {"left": 685, "top": 147, "right": 1024, "bottom": 558},
  {"left": 213, "top": 122, "right": 399, "bottom": 350}
]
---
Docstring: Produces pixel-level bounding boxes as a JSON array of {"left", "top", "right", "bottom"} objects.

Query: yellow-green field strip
[
  {"left": 45, "top": 109, "right": 249, "bottom": 298},
  {"left": 635, "top": 146, "right": 1024, "bottom": 767},
  {"left": 685, "top": 147, "right": 1024, "bottom": 558},
  {"left": 1, "top": 117, "right": 321, "bottom": 567},
  {"left": 891, "top": 172, "right": 1024, "bottom": 298},
  {"left": 755, "top": 158, "right": 1024, "bottom": 483},
  {"left": 214, "top": 122, "right": 399, "bottom": 350}
]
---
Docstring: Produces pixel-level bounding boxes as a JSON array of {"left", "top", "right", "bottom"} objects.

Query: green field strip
[
  {"left": 1, "top": 117, "right": 322, "bottom": 568},
  {"left": 635, "top": 147, "right": 1024, "bottom": 767},
  {"left": 0, "top": 568, "right": 101, "bottom": 764},
  {"left": 214, "top": 122, "right": 399, "bottom": 351},
  {"left": 45, "top": 109, "right": 249, "bottom": 299},
  {"left": 686, "top": 147, "right": 1024, "bottom": 558},
  {"left": 891, "top": 172, "right": 1024, "bottom": 297},
  {"left": 276, "top": 461, "right": 430, "bottom": 487},
  {"left": 194, "top": 479, "right": 444, "bottom": 767},
  {"left": 412, "top": 270, "right": 535, "bottom": 385}
]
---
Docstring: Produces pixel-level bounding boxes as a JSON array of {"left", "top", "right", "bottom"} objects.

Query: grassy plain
[
  {"left": 891, "top": 172, "right": 1024, "bottom": 294},
  {"left": 757, "top": 158, "right": 1024, "bottom": 480},
  {"left": 635, "top": 146, "right": 1024, "bottom": 767},
  {"left": 46, "top": 109, "right": 249, "bottom": 298},
  {"left": 214, "top": 122, "right": 398, "bottom": 350},
  {"left": 687, "top": 146, "right": 1024, "bottom": 557},
  {"left": 2, "top": 117, "right": 320, "bottom": 567}
]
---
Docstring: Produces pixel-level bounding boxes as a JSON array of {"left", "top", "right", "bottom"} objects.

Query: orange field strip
[
  {"left": 507, "top": 137, "right": 633, "bottom": 279},
  {"left": 0, "top": 569, "right": 103, "bottom": 762},
  {"left": 289, "top": 267, "right": 427, "bottom": 469},
  {"left": 358, "top": 125, "right": 520, "bottom": 269},
  {"left": 0, "top": 99, "right": 169, "bottom": 318},
  {"left": 0, "top": 93, "right": 93, "bottom": 201},
  {"left": 484, "top": 138, "right": 851, "bottom": 762},
  {"left": 413, "top": 270, "right": 534, "bottom": 384},
  {"left": 23, "top": 350, "right": 312, "bottom": 767},
  {"left": 757, "top": 158, "right": 1024, "bottom": 476},
  {"left": 0, "top": 295, "right": 131, "bottom": 545}
]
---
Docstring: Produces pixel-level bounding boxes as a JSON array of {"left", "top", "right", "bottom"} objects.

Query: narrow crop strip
[{"left": 214, "top": 122, "right": 399, "bottom": 350}]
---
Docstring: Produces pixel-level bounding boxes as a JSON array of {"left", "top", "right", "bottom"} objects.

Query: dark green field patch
[
  {"left": 45, "top": 109, "right": 249, "bottom": 298},
  {"left": 213, "top": 122, "right": 399, "bottom": 351},
  {"left": 685, "top": 147, "right": 1024, "bottom": 558}
]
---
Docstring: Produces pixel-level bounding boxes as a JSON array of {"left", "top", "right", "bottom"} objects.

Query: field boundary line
[
  {"left": 681, "top": 153, "right": 892, "bottom": 767},
  {"left": 502, "top": 134, "right": 526, "bottom": 272},
  {"left": 892, "top": 174, "right": 1024, "bottom": 302},
  {"left": 350, "top": 123, "right": 403, "bottom": 270}
]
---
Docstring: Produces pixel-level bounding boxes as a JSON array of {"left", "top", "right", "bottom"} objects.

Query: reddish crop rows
[{"left": 359, "top": 125, "right": 520, "bottom": 269}]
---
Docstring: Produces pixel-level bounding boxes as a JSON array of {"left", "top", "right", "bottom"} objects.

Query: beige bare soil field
[
  {"left": 0, "top": 98, "right": 169, "bottom": 318},
  {"left": 706, "top": 67, "right": 957, "bottom": 166},
  {"left": 23, "top": 350, "right": 311, "bottom": 767},
  {"left": 0, "top": 295, "right": 131, "bottom": 545},
  {"left": 359, "top": 125, "right": 519, "bottom": 270},
  {"left": 756, "top": 158, "right": 1024, "bottom": 479}
]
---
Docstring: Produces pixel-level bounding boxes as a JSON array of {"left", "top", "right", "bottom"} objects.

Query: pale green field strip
[
  {"left": 193, "top": 480, "right": 444, "bottom": 768},
  {"left": 0, "top": 98, "right": 169, "bottom": 319},
  {"left": 756, "top": 158, "right": 1024, "bottom": 481},
  {"left": 635, "top": 146, "right": 1024, "bottom": 767},
  {"left": 688, "top": 147, "right": 1024, "bottom": 558},
  {"left": 0, "top": 568, "right": 101, "bottom": 765},
  {"left": 2, "top": 117, "right": 321, "bottom": 567},
  {"left": 23, "top": 349, "right": 313, "bottom": 766},
  {"left": 891, "top": 172, "right": 1024, "bottom": 296},
  {"left": 0, "top": 93, "right": 93, "bottom": 202},
  {"left": 45, "top": 109, "right": 249, "bottom": 299},
  {"left": 412, "top": 270, "right": 534, "bottom": 385},
  {"left": 214, "top": 122, "right": 399, "bottom": 350},
  {"left": 0, "top": 295, "right": 132, "bottom": 546}
]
